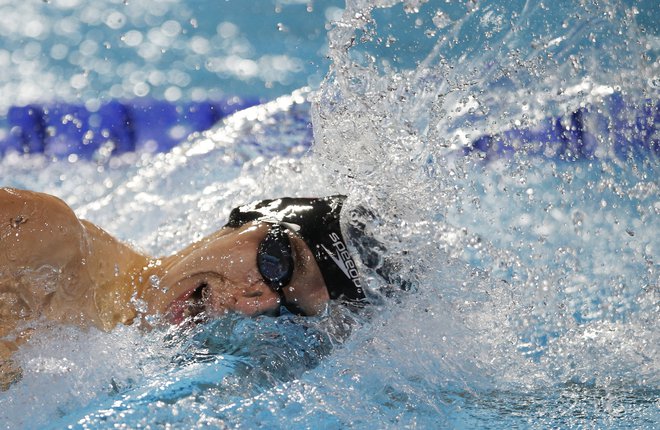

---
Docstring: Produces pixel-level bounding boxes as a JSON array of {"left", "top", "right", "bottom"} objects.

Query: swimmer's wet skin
[{"left": 0, "top": 188, "right": 364, "bottom": 389}]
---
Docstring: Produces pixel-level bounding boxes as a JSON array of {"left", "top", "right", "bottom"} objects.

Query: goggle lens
[{"left": 257, "top": 224, "right": 294, "bottom": 291}]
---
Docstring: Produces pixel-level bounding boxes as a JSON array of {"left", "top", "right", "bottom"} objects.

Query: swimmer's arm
[
  {"left": 0, "top": 188, "right": 146, "bottom": 331},
  {"left": 0, "top": 188, "right": 93, "bottom": 388},
  {"left": 0, "top": 189, "right": 80, "bottom": 385}
]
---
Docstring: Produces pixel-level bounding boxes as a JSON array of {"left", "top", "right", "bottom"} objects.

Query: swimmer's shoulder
[
  {"left": 0, "top": 187, "right": 82, "bottom": 238},
  {"left": 0, "top": 188, "right": 86, "bottom": 271},
  {"left": 0, "top": 186, "right": 80, "bottom": 221},
  {"left": 0, "top": 187, "right": 73, "bottom": 212}
]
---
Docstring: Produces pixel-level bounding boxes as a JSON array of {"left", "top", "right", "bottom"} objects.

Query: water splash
[{"left": 308, "top": 0, "right": 659, "bottom": 425}]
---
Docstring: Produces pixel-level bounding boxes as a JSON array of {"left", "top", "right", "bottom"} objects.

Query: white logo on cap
[{"left": 321, "top": 233, "right": 362, "bottom": 292}]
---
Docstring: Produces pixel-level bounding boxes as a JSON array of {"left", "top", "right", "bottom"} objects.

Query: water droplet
[
  {"left": 130, "top": 291, "right": 148, "bottom": 314},
  {"left": 572, "top": 210, "right": 585, "bottom": 234},
  {"left": 432, "top": 11, "right": 451, "bottom": 29}
]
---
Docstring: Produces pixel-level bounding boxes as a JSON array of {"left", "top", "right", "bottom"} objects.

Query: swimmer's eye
[{"left": 257, "top": 224, "right": 294, "bottom": 291}]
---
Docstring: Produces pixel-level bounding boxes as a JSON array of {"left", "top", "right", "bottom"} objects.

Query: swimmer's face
[{"left": 145, "top": 222, "right": 330, "bottom": 323}]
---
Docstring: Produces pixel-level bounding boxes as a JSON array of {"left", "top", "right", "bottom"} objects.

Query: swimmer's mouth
[{"left": 167, "top": 282, "right": 208, "bottom": 325}]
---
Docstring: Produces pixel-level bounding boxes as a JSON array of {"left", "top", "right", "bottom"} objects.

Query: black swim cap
[{"left": 226, "top": 195, "right": 365, "bottom": 302}]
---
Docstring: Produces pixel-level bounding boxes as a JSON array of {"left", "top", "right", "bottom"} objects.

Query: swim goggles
[{"left": 257, "top": 223, "right": 294, "bottom": 291}]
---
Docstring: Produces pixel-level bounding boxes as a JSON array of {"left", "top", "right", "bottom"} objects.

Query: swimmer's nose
[
  {"left": 260, "top": 305, "right": 281, "bottom": 317},
  {"left": 244, "top": 288, "right": 281, "bottom": 316},
  {"left": 230, "top": 285, "right": 282, "bottom": 317}
]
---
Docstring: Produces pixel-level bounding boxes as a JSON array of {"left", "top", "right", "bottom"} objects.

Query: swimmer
[{"left": 0, "top": 188, "right": 365, "bottom": 388}]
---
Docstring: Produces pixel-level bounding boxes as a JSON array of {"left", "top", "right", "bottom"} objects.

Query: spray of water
[{"left": 305, "top": 0, "right": 658, "bottom": 424}]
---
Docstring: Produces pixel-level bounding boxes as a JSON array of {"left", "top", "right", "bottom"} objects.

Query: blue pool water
[{"left": 0, "top": 1, "right": 658, "bottom": 429}]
